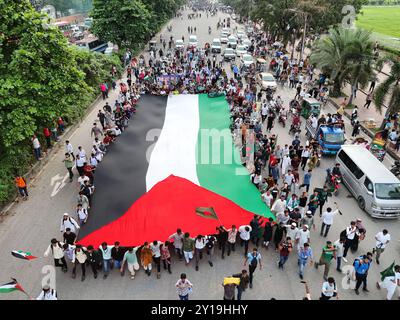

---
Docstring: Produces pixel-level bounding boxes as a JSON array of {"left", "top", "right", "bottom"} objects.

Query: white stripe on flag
[{"left": 146, "top": 94, "right": 200, "bottom": 191}]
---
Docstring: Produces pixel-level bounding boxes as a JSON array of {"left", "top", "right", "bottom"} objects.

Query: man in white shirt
[
  {"left": 284, "top": 170, "right": 295, "bottom": 188},
  {"left": 36, "top": 285, "right": 57, "bottom": 300},
  {"left": 297, "top": 225, "right": 311, "bottom": 251},
  {"left": 271, "top": 195, "right": 287, "bottom": 215},
  {"left": 320, "top": 204, "right": 340, "bottom": 237},
  {"left": 321, "top": 277, "right": 338, "bottom": 300},
  {"left": 150, "top": 240, "right": 163, "bottom": 278},
  {"left": 261, "top": 190, "right": 273, "bottom": 207},
  {"left": 60, "top": 213, "right": 80, "bottom": 233},
  {"left": 99, "top": 242, "right": 114, "bottom": 279},
  {"left": 343, "top": 221, "right": 359, "bottom": 262},
  {"left": 285, "top": 223, "right": 300, "bottom": 244},
  {"left": 168, "top": 229, "right": 184, "bottom": 260},
  {"left": 376, "top": 264, "right": 400, "bottom": 300},
  {"left": 334, "top": 238, "right": 345, "bottom": 272},
  {"left": 77, "top": 146, "right": 87, "bottom": 162},
  {"left": 194, "top": 236, "right": 206, "bottom": 271},
  {"left": 238, "top": 225, "right": 252, "bottom": 256},
  {"left": 373, "top": 229, "right": 391, "bottom": 265},
  {"left": 75, "top": 154, "right": 85, "bottom": 176},
  {"left": 300, "top": 146, "right": 310, "bottom": 170},
  {"left": 77, "top": 173, "right": 90, "bottom": 188},
  {"left": 65, "top": 140, "right": 75, "bottom": 160},
  {"left": 261, "top": 104, "right": 269, "bottom": 122}
]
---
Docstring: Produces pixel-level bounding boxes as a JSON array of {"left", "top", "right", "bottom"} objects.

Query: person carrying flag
[{"left": 376, "top": 264, "right": 400, "bottom": 300}]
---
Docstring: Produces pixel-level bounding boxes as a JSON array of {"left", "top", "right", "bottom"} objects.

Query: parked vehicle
[{"left": 336, "top": 145, "right": 400, "bottom": 218}]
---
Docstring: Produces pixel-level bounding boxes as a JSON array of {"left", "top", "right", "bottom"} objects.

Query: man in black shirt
[
  {"left": 216, "top": 226, "right": 228, "bottom": 259},
  {"left": 63, "top": 228, "right": 76, "bottom": 245},
  {"left": 111, "top": 241, "right": 126, "bottom": 276}
]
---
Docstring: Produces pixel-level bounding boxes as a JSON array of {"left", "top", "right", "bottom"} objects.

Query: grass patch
[{"left": 357, "top": 6, "right": 400, "bottom": 38}]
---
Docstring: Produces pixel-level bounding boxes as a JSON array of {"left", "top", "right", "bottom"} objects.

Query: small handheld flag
[
  {"left": 11, "top": 250, "right": 37, "bottom": 261},
  {"left": 380, "top": 261, "right": 396, "bottom": 281},
  {"left": 0, "top": 278, "right": 27, "bottom": 295}
]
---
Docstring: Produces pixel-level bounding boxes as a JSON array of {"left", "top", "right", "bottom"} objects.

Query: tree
[
  {"left": 340, "top": 29, "right": 375, "bottom": 105},
  {"left": 374, "top": 56, "right": 400, "bottom": 128},
  {"left": 90, "top": 0, "right": 152, "bottom": 50},
  {"left": 0, "top": 0, "right": 91, "bottom": 148},
  {"left": 310, "top": 27, "right": 353, "bottom": 96}
]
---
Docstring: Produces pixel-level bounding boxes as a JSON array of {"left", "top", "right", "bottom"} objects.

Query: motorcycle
[
  {"left": 289, "top": 122, "right": 301, "bottom": 135},
  {"left": 278, "top": 112, "right": 287, "bottom": 127},
  {"left": 325, "top": 169, "right": 341, "bottom": 196},
  {"left": 390, "top": 160, "right": 400, "bottom": 177}
]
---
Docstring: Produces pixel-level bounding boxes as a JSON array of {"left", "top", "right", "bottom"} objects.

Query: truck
[{"left": 305, "top": 121, "right": 345, "bottom": 155}]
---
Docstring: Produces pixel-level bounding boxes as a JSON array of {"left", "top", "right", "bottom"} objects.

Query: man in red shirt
[{"left": 43, "top": 127, "right": 51, "bottom": 149}]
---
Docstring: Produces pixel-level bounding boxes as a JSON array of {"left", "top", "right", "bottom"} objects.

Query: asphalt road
[{"left": 0, "top": 8, "right": 399, "bottom": 301}]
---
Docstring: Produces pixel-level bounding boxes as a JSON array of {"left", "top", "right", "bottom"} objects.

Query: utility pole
[{"left": 299, "top": 13, "right": 308, "bottom": 64}]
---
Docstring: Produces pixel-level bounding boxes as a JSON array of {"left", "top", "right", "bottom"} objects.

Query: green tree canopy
[{"left": 90, "top": 0, "right": 152, "bottom": 50}]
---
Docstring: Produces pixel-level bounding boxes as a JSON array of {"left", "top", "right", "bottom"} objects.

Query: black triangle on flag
[{"left": 195, "top": 207, "right": 218, "bottom": 220}]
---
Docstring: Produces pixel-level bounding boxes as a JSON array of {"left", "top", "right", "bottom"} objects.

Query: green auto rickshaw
[{"left": 300, "top": 97, "right": 321, "bottom": 119}]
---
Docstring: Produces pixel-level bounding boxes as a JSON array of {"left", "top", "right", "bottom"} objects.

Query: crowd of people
[{"left": 27, "top": 4, "right": 400, "bottom": 301}]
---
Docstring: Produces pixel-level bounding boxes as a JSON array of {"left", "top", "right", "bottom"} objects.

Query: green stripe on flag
[{"left": 196, "top": 94, "right": 273, "bottom": 218}]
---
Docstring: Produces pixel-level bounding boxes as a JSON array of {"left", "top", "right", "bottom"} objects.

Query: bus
[{"left": 75, "top": 36, "right": 108, "bottom": 53}]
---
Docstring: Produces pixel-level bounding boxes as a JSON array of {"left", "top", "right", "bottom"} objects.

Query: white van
[{"left": 336, "top": 145, "right": 400, "bottom": 218}]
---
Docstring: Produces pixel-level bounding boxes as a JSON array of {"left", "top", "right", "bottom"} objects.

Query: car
[
  {"left": 220, "top": 32, "right": 229, "bottom": 44},
  {"left": 223, "top": 48, "right": 236, "bottom": 61},
  {"left": 241, "top": 53, "right": 254, "bottom": 67},
  {"left": 175, "top": 39, "right": 184, "bottom": 49},
  {"left": 257, "top": 72, "right": 277, "bottom": 91},
  {"left": 242, "top": 38, "right": 252, "bottom": 49},
  {"left": 236, "top": 44, "right": 247, "bottom": 56},
  {"left": 227, "top": 35, "right": 238, "bottom": 49},
  {"left": 188, "top": 35, "right": 198, "bottom": 48},
  {"left": 211, "top": 38, "right": 222, "bottom": 53}
]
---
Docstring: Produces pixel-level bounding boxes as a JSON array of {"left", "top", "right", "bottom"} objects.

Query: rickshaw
[
  {"left": 370, "top": 130, "right": 387, "bottom": 162},
  {"left": 256, "top": 58, "right": 268, "bottom": 72},
  {"left": 300, "top": 97, "right": 321, "bottom": 119}
]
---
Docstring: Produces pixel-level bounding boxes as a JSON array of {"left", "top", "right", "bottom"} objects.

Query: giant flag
[{"left": 78, "top": 94, "right": 273, "bottom": 247}]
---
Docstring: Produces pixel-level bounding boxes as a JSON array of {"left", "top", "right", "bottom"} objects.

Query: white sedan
[
  {"left": 236, "top": 44, "right": 248, "bottom": 56},
  {"left": 241, "top": 53, "right": 254, "bottom": 67}
]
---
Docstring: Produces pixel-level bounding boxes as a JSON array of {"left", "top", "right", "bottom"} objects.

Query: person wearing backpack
[
  {"left": 243, "top": 248, "right": 262, "bottom": 289},
  {"left": 44, "top": 238, "right": 67, "bottom": 272},
  {"left": 60, "top": 213, "right": 80, "bottom": 234},
  {"left": 72, "top": 244, "right": 87, "bottom": 281}
]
